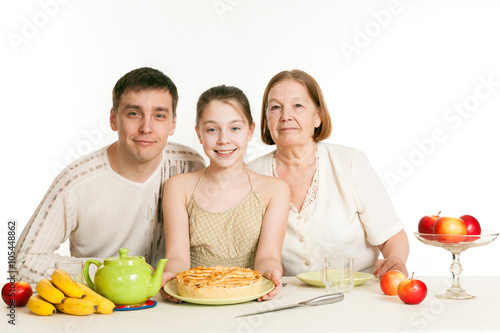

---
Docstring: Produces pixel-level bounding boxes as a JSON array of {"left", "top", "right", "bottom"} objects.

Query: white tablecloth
[{"left": 3, "top": 276, "right": 499, "bottom": 332}]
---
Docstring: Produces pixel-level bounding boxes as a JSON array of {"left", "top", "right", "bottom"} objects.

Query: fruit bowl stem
[{"left": 437, "top": 252, "right": 475, "bottom": 300}]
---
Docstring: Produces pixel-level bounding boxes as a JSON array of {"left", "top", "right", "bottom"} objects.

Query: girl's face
[{"left": 196, "top": 100, "right": 255, "bottom": 168}]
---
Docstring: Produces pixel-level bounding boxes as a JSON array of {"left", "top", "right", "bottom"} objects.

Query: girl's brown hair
[{"left": 196, "top": 85, "right": 253, "bottom": 127}]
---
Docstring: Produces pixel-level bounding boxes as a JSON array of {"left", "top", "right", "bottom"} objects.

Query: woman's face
[{"left": 266, "top": 80, "right": 322, "bottom": 149}]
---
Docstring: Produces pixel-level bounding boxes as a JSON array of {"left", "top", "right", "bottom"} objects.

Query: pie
[{"left": 176, "top": 266, "right": 262, "bottom": 299}]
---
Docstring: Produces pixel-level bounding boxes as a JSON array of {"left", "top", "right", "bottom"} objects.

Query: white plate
[{"left": 163, "top": 277, "right": 275, "bottom": 305}]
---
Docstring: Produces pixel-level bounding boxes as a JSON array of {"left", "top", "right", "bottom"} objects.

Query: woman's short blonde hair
[{"left": 260, "top": 69, "right": 332, "bottom": 145}]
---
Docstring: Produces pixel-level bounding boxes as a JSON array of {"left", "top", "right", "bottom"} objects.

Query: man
[{"left": 15, "top": 67, "right": 205, "bottom": 283}]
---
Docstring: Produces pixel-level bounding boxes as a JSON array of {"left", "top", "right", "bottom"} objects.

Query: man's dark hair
[{"left": 112, "top": 67, "right": 179, "bottom": 116}]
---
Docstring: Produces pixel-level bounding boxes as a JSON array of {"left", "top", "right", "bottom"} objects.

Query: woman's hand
[
  {"left": 375, "top": 229, "right": 410, "bottom": 278},
  {"left": 159, "top": 271, "right": 182, "bottom": 303},
  {"left": 372, "top": 256, "right": 408, "bottom": 278},
  {"left": 257, "top": 269, "right": 282, "bottom": 302}
]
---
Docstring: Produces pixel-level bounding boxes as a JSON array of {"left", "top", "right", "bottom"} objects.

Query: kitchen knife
[{"left": 235, "top": 293, "right": 344, "bottom": 318}]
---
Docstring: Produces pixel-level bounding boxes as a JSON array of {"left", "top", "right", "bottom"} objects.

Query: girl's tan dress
[{"left": 187, "top": 168, "right": 264, "bottom": 269}]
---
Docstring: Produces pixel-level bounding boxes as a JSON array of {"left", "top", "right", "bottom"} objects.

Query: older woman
[{"left": 248, "top": 69, "right": 409, "bottom": 278}]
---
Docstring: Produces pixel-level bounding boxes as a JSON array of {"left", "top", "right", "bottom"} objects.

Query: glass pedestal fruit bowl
[{"left": 414, "top": 231, "right": 499, "bottom": 300}]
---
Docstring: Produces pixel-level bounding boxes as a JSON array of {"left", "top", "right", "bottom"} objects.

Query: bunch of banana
[
  {"left": 51, "top": 269, "right": 85, "bottom": 298},
  {"left": 76, "top": 282, "right": 116, "bottom": 314},
  {"left": 36, "top": 279, "right": 66, "bottom": 304},
  {"left": 27, "top": 295, "right": 56, "bottom": 316},
  {"left": 28, "top": 278, "right": 68, "bottom": 316},
  {"left": 54, "top": 298, "right": 97, "bottom": 316},
  {"left": 27, "top": 269, "right": 115, "bottom": 316}
]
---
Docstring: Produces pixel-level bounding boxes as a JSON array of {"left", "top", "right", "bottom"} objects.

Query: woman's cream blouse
[{"left": 249, "top": 142, "right": 404, "bottom": 276}]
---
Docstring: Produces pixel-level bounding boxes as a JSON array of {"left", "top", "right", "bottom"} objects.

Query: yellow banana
[
  {"left": 36, "top": 278, "right": 67, "bottom": 304},
  {"left": 54, "top": 298, "right": 97, "bottom": 316},
  {"left": 76, "top": 282, "right": 116, "bottom": 314},
  {"left": 51, "top": 269, "right": 85, "bottom": 298},
  {"left": 27, "top": 295, "right": 56, "bottom": 316}
]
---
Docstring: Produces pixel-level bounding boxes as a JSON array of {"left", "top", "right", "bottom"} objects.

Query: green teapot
[{"left": 83, "top": 248, "right": 167, "bottom": 306}]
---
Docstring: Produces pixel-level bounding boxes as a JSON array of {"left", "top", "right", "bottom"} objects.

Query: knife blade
[{"left": 235, "top": 293, "right": 344, "bottom": 318}]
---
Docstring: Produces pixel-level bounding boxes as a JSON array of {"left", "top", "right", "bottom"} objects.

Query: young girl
[{"left": 160, "top": 85, "right": 290, "bottom": 302}]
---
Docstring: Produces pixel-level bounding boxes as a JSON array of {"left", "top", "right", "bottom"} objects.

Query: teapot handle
[{"left": 83, "top": 259, "right": 102, "bottom": 290}]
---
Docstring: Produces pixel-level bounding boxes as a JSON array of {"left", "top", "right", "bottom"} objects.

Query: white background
[{"left": 1, "top": 0, "right": 499, "bottom": 283}]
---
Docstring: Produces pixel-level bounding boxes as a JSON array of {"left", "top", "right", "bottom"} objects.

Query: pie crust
[{"left": 176, "top": 266, "right": 262, "bottom": 299}]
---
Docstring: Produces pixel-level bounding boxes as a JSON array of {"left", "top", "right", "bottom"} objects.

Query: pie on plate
[
  {"left": 164, "top": 278, "right": 274, "bottom": 305},
  {"left": 296, "top": 271, "right": 373, "bottom": 287},
  {"left": 176, "top": 266, "right": 262, "bottom": 300}
]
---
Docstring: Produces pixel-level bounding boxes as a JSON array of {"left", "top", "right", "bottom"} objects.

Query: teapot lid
[{"left": 103, "top": 248, "right": 145, "bottom": 266}]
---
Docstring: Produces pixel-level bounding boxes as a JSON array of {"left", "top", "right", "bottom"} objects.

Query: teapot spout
[{"left": 147, "top": 258, "right": 168, "bottom": 297}]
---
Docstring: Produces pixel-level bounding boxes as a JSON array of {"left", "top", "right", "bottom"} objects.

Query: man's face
[{"left": 110, "top": 89, "right": 176, "bottom": 166}]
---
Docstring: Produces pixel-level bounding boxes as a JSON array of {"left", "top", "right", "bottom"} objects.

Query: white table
[{"left": 3, "top": 276, "right": 499, "bottom": 332}]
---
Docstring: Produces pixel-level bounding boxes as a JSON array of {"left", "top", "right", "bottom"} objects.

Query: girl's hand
[
  {"left": 257, "top": 269, "right": 282, "bottom": 302},
  {"left": 159, "top": 272, "right": 183, "bottom": 303}
]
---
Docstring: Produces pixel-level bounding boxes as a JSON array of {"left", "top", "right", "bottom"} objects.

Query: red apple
[
  {"left": 460, "top": 215, "right": 481, "bottom": 241},
  {"left": 380, "top": 270, "right": 406, "bottom": 296},
  {"left": 397, "top": 273, "right": 427, "bottom": 304},
  {"left": 418, "top": 212, "right": 441, "bottom": 239},
  {"left": 2, "top": 281, "right": 33, "bottom": 307},
  {"left": 433, "top": 216, "right": 467, "bottom": 243}
]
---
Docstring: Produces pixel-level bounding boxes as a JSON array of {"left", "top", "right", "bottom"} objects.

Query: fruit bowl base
[{"left": 436, "top": 287, "right": 475, "bottom": 300}]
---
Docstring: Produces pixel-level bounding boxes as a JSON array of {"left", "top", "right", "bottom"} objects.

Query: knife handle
[{"left": 299, "top": 293, "right": 344, "bottom": 306}]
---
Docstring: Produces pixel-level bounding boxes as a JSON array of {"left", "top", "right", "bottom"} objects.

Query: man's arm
[
  {"left": 164, "top": 141, "right": 206, "bottom": 175},
  {"left": 15, "top": 174, "right": 82, "bottom": 283},
  {"left": 16, "top": 221, "right": 70, "bottom": 282}
]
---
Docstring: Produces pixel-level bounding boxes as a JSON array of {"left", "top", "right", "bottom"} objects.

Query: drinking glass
[
  {"left": 44, "top": 260, "right": 85, "bottom": 283},
  {"left": 320, "top": 255, "right": 353, "bottom": 293}
]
